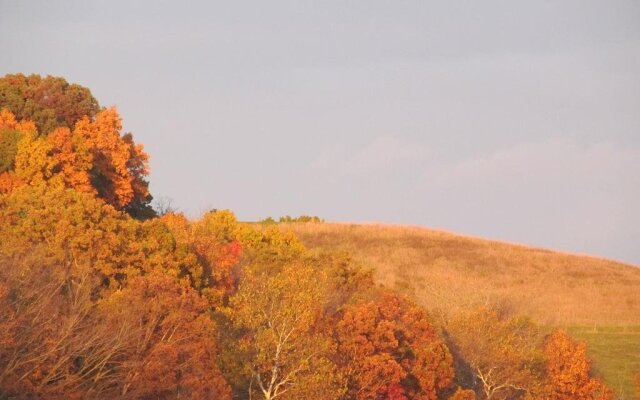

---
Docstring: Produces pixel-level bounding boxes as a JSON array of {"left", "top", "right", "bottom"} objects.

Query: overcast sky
[{"left": 1, "top": 1, "right": 639, "bottom": 264}]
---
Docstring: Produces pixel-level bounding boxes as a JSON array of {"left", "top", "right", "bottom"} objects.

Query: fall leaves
[
  {"left": 0, "top": 107, "right": 151, "bottom": 216},
  {"left": 334, "top": 295, "right": 454, "bottom": 400},
  {"left": 0, "top": 74, "right": 621, "bottom": 400},
  {"left": 542, "top": 330, "right": 613, "bottom": 400},
  {"left": 0, "top": 187, "right": 617, "bottom": 400}
]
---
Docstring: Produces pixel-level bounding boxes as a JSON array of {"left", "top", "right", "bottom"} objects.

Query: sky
[{"left": 1, "top": 1, "right": 639, "bottom": 265}]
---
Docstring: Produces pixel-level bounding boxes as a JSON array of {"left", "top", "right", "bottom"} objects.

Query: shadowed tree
[
  {"left": 98, "top": 273, "right": 232, "bottom": 399},
  {"left": 73, "top": 107, "right": 153, "bottom": 216},
  {"left": 446, "top": 307, "right": 544, "bottom": 400}
]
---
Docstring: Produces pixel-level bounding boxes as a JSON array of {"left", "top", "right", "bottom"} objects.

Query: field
[
  {"left": 281, "top": 222, "right": 640, "bottom": 397},
  {"left": 569, "top": 326, "right": 640, "bottom": 400}
]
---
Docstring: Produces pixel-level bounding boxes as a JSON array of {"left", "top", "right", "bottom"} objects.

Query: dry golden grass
[{"left": 281, "top": 222, "right": 640, "bottom": 326}]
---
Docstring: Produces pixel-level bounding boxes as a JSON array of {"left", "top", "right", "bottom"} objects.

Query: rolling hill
[
  {"left": 282, "top": 222, "right": 639, "bottom": 326},
  {"left": 280, "top": 222, "right": 640, "bottom": 398}
]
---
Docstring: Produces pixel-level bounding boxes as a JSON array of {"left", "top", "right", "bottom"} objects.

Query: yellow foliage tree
[
  {"left": 230, "top": 263, "right": 341, "bottom": 400},
  {"left": 13, "top": 131, "right": 57, "bottom": 186}
]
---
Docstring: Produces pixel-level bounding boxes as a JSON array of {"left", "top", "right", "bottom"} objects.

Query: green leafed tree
[{"left": 0, "top": 73, "right": 100, "bottom": 135}]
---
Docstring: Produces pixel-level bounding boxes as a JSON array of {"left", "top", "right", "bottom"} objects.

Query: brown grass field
[{"left": 282, "top": 222, "right": 640, "bottom": 326}]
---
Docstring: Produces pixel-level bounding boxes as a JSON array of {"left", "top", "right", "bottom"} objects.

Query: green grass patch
[{"left": 567, "top": 326, "right": 640, "bottom": 399}]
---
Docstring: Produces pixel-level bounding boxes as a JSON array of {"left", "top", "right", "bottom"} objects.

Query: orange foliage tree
[
  {"left": 190, "top": 210, "right": 243, "bottom": 305},
  {"left": 334, "top": 293, "right": 454, "bottom": 400},
  {"left": 0, "top": 254, "right": 117, "bottom": 399},
  {"left": 161, "top": 210, "right": 245, "bottom": 309},
  {"left": 0, "top": 256, "right": 230, "bottom": 399},
  {"left": 73, "top": 107, "right": 152, "bottom": 217},
  {"left": 46, "top": 126, "right": 93, "bottom": 193},
  {"left": 98, "top": 273, "right": 231, "bottom": 399},
  {"left": 542, "top": 330, "right": 613, "bottom": 400},
  {"left": 0, "top": 107, "right": 153, "bottom": 218},
  {"left": 0, "top": 185, "right": 195, "bottom": 292},
  {"left": 448, "top": 388, "right": 477, "bottom": 400},
  {"left": 0, "top": 185, "right": 231, "bottom": 399}
]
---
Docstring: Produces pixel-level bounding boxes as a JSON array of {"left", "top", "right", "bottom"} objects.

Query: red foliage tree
[{"left": 334, "top": 293, "right": 454, "bottom": 400}]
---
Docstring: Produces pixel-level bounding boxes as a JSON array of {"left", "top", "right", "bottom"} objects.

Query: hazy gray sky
[{"left": 1, "top": 1, "right": 639, "bottom": 264}]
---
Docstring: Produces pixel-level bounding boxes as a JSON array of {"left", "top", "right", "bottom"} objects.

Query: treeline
[
  {"left": 260, "top": 215, "right": 324, "bottom": 224},
  {"left": 0, "top": 74, "right": 621, "bottom": 400}
]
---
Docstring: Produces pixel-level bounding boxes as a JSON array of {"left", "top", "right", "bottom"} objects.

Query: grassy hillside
[
  {"left": 282, "top": 222, "right": 640, "bottom": 398},
  {"left": 283, "top": 222, "right": 640, "bottom": 326}
]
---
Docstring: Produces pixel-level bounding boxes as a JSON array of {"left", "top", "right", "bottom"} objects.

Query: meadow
[{"left": 569, "top": 326, "right": 640, "bottom": 400}]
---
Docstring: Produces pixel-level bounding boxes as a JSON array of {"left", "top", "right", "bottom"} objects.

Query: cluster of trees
[
  {"left": 0, "top": 74, "right": 618, "bottom": 399},
  {"left": 260, "top": 215, "right": 324, "bottom": 224},
  {"left": 0, "top": 74, "right": 153, "bottom": 218}
]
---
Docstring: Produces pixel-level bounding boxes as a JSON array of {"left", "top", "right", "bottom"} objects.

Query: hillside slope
[{"left": 282, "top": 223, "right": 640, "bottom": 326}]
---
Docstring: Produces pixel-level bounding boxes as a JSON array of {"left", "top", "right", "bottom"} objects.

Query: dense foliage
[
  {"left": 0, "top": 74, "right": 617, "bottom": 399},
  {"left": 0, "top": 74, "right": 99, "bottom": 135},
  {"left": 0, "top": 81, "right": 153, "bottom": 218}
]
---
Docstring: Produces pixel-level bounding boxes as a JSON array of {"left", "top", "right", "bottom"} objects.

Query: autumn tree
[
  {"left": 0, "top": 185, "right": 195, "bottom": 292},
  {"left": 0, "top": 254, "right": 120, "bottom": 399},
  {"left": 14, "top": 130, "right": 59, "bottom": 186},
  {"left": 190, "top": 210, "right": 244, "bottom": 306},
  {"left": 0, "top": 247, "right": 230, "bottom": 399},
  {"left": 0, "top": 73, "right": 99, "bottom": 134},
  {"left": 448, "top": 388, "right": 477, "bottom": 400},
  {"left": 162, "top": 210, "right": 308, "bottom": 310},
  {"left": 541, "top": 330, "right": 613, "bottom": 400},
  {"left": 73, "top": 107, "right": 153, "bottom": 216},
  {"left": 446, "top": 307, "right": 544, "bottom": 400},
  {"left": 0, "top": 128, "right": 21, "bottom": 173},
  {"left": 1, "top": 94, "right": 153, "bottom": 218},
  {"left": 0, "top": 184, "right": 231, "bottom": 399},
  {"left": 333, "top": 293, "right": 454, "bottom": 400},
  {"left": 46, "top": 126, "right": 93, "bottom": 193},
  {"left": 229, "top": 262, "right": 341, "bottom": 400},
  {"left": 0, "top": 108, "right": 37, "bottom": 192},
  {"left": 97, "top": 273, "right": 232, "bottom": 399}
]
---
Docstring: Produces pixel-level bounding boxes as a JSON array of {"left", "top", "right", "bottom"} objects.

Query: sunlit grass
[
  {"left": 283, "top": 222, "right": 640, "bottom": 326},
  {"left": 568, "top": 326, "right": 640, "bottom": 400}
]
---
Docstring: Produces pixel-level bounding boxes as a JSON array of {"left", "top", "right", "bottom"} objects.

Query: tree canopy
[
  {"left": 0, "top": 73, "right": 100, "bottom": 135},
  {"left": 0, "top": 73, "right": 617, "bottom": 400}
]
